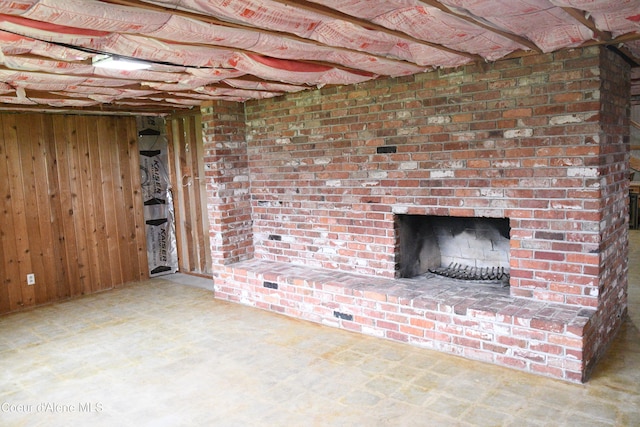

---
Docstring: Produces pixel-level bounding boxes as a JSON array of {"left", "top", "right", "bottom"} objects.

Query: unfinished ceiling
[{"left": 0, "top": 0, "right": 638, "bottom": 114}]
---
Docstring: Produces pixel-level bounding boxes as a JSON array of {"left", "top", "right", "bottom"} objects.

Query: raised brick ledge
[{"left": 215, "top": 258, "right": 596, "bottom": 382}]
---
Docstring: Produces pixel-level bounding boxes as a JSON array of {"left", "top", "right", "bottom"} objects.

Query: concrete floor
[{"left": 1, "top": 235, "right": 639, "bottom": 426}]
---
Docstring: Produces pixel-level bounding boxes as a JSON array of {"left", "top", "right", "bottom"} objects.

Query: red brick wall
[
  {"left": 201, "top": 101, "right": 253, "bottom": 266},
  {"left": 581, "top": 47, "right": 630, "bottom": 376},
  {"left": 242, "top": 46, "right": 628, "bottom": 308}
]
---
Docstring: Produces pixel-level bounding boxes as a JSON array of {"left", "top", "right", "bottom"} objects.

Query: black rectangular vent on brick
[
  {"left": 377, "top": 145, "right": 397, "bottom": 154},
  {"left": 333, "top": 311, "right": 353, "bottom": 321},
  {"left": 268, "top": 234, "right": 282, "bottom": 241},
  {"left": 263, "top": 281, "right": 278, "bottom": 289}
]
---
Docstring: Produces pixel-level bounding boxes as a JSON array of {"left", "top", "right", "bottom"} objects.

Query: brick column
[
  {"left": 582, "top": 46, "right": 630, "bottom": 378},
  {"left": 201, "top": 101, "right": 253, "bottom": 270}
]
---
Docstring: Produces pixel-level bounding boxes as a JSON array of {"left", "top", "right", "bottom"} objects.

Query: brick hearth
[
  {"left": 203, "top": 46, "right": 630, "bottom": 382},
  {"left": 217, "top": 259, "right": 594, "bottom": 381}
]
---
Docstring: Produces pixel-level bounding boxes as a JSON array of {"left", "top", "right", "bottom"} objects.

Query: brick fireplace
[
  {"left": 203, "top": 46, "right": 630, "bottom": 382},
  {"left": 396, "top": 215, "right": 511, "bottom": 280}
]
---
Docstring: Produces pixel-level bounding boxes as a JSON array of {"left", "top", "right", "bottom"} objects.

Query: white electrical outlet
[{"left": 26, "top": 274, "right": 35, "bottom": 285}]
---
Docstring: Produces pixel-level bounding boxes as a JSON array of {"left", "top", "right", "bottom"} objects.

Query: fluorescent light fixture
[{"left": 92, "top": 54, "right": 151, "bottom": 71}]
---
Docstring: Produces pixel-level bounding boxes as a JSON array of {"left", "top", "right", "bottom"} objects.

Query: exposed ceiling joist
[
  {"left": 268, "top": 0, "right": 482, "bottom": 59},
  {"left": 102, "top": 0, "right": 451, "bottom": 64},
  {"left": 418, "top": 0, "right": 541, "bottom": 53},
  {"left": 0, "top": 0, "right": 635, "bottom": 113},
  {"left": 561, "top": 6, "right": 612, "bottom": 42}
]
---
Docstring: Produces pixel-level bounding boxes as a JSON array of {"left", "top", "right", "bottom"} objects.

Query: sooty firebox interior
[{"left": 396, "top": 215, "right": 511, "bottom": 282}]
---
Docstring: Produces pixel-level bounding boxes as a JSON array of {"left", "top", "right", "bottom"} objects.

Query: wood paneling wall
[
  {"left": 166, "top": 114, "right": 212, "bottom": 276},
  {"left": 0, "top": 113, "right": 148, "bottom": 314}
]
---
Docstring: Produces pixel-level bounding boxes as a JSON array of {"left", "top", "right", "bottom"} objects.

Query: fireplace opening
[{"left": 396, "top": 215, "right": 511, "bottom": 285}]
